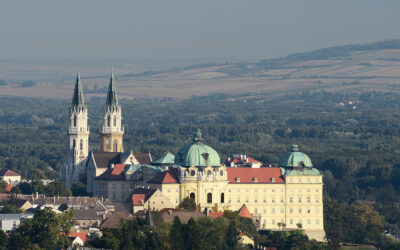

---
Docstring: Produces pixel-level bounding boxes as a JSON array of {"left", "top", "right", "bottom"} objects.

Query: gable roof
[
  {"left": 147, "top": 168, "right": 180, "bottom": 184},
  {"left": 69, "top": 232, "right": 88, "bottom": 243},
  {"left": 0, "top": 169, "right": 20, "bottom": 177},
  {"left": 73, "top": 209, "right": 101, "bottom": 220},
  {"left": 133, "top": 153, "right": 152, "bottom": 164},
  {"left": 152, "top": 152, "right": 175, "bottom": 165},
  {"left": 92, "top": 152, "right": 121, "bottom": 169},
  {"left": 131, "top": 188, "right": 157, "bottom": 205},
  {"left": 226, "top": 167, "right": 284, "bottom": 184},
  {"left": 100, "top": 212, "right": 133, "bottom": 229},
  {"left": 238, "top": 204, "right": 252, "bottom": 218}
]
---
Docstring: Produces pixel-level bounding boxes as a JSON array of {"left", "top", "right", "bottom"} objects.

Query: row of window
[
  {"left": 262, "top": 218, "right": 320, "bottom": 226},
  {"left": 226, "top": 196, "right": 320, "bottom": 204},
  {"left": 228, "top": 188, "right": 320, "bottom": 193},
  {"left": 288, "top": 177, "right": 320, "bottom": 183},
  {"left": 252, "top": 207, "right": 320, "bottom": 215}
]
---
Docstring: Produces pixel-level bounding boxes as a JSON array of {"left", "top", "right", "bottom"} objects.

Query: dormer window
[
  {"left": 253, "top": 178, "right": 258, "bottom": 183},
  {"left": 271, "top": 177, "right": 275, "bottom": 183},
  {"left": 236, "top": 178, "right": 240, "bottom": 183}
]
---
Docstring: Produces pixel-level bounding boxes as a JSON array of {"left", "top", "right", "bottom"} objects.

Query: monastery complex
[{"left": 60, "top": 70, "right": 325, "bottom": 241}]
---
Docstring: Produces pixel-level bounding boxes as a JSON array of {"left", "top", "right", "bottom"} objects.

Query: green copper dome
[
  {"left": 174, "top": 129, "right": 221, "bottom": 167},
  {"left": 278, "top": 144, "right": 313, "bottom": 168}
]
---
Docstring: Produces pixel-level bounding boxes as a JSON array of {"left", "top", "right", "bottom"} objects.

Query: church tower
[
  {"left": 67, "top": 71, "right": 90, "bottom": 166},
  {"left": 100, "top": 68, "right": 124, "bottom": 152}
]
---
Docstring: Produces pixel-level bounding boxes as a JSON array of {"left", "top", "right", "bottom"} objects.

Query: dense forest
[{"left": 1, "top": 90, "right": 400, "bottom": 247}]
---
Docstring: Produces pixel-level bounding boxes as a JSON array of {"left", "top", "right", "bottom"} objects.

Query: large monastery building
[{"left": 60, "top": 70, "right": 325, "bottom": 241}]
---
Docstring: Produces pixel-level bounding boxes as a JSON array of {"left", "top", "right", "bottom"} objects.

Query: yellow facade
[{"left": 152, "top": 168, "right": 325, "bottom": 241}]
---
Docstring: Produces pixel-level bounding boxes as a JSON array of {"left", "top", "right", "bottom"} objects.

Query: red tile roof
[
  {"left": 208, "top": 211, "right": 224, "bottom": 218},
  {"left": 131, "top": 188, "right": 157, "bottom": 205},
  {"left": 69, "top": 232, "right": 88, "bottom": 242},
  {"left": 111, "top": 164, "right": 126, "bottom": 175},
  {"left": 95, "top": 164, "right": 127, "bottom": 180},
  {"left": 246, "top": 157, "right": 262, "bottom": 164},
  {"left": 239, "top": 232, "right": 246, "bottom": 237},
  {"left": 226, "top": 167, "right": 284, "bottom": 184},
  {"left": 148, "top": 168, "right": 180, "bottom": 184},
  {"left": 5, "top": 184, "right": 13, "bottom": 193},
  {"left": 238, "top": 204, "right": 252, "bottom": 219},
  {"left": 0, "top": 169, "right": 20, "bottom": 177}
]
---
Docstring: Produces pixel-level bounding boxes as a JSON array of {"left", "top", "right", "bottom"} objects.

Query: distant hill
[{"left": 2, "top": 39, "right": 400, "bottom": 99}]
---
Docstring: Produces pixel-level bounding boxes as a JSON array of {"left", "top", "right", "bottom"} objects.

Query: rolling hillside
[{"left": 2, "top": 40, "right": 400, "bottom": 99}]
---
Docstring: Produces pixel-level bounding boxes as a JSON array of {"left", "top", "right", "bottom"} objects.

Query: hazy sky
[{"left": 1, "top": 0, "right": 399, "bottom": 60}]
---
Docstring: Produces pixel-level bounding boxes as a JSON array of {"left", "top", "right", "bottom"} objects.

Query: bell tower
[
  {"left": 67, "top": 71, "right": 90, "bottom": 166},
  {"left": 100, "top": 67, "right": 124, "bottom": 152}
]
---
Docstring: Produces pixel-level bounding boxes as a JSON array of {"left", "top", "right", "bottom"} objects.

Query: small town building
[
  {"left": 131, "top": 188, "right": 174, "bottom": 213},
  {"left": 0, "top": 213, "right": 33, "bottom": 232},
  {"left": 0, "top": 169, "right": 21, "bottom": 185}
]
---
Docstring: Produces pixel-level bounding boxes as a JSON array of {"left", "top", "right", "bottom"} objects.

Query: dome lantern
[
  {"left": 278, "top": 144, "right": 313, "bottom": 168},
  {"left": 174, "top": 129, "right": 221, "bottom": 167}
]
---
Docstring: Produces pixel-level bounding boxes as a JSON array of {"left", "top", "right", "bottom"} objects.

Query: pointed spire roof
[
  {"left": 71, "top": 71, "right": 85, "bottom": 109},
  {"left": 238, "top": 204, "right": 252, "bottom": 219},
  {"left": 105, "top": 66, "right": 119, "bottom": 109}
]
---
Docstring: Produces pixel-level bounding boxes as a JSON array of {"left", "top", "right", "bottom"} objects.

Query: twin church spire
[{"left": 68, "top": 65, "right": 124, "bottom": 163}]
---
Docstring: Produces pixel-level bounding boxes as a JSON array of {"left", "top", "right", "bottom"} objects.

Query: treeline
[{"left": 2, "top": 91, "right": 400, "bottom": 245}]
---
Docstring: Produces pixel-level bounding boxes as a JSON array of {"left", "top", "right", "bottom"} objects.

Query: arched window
[
  {"left": 207, "top": 170, "right": 211, "bottom": 176},
  {"left": 113, "top": 116, "right": 116, "bottom": 126},
  {"left": 107, "top": 115, "right": 111, "bottom": 127},
  {"left": 73, "top": 115, "right": 77, "bottom": 127},
  {"left": 80, "top": 139, "right": 83, "bottom": 150},
  {"left": 207, "top": 193, "right": 212, "bottom": 203},
  {"left": 190, "top": 170, "right": 196, "bottom": 176},
  {"left": 220, "top": 193, "right": 224, "bottom": 203},
  {"left": 113, "top": 140, "right": 118, "bottom": 152},
  {"left": 72, "top": 139, "right": 76, "bottom": 148},
  {"left": 190, "top": 192, "right": 195, "bottom": 200}
]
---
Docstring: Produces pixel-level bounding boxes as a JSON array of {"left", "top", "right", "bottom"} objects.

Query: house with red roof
[
  {"left": 226, "top": 154, "right": 263, "bottom": 168},
  {"left": 68, "top": 231, "right": 88, "bottom": 247},
  {"left": 0, "top": 169, "right": 21, "bottom": 185}
]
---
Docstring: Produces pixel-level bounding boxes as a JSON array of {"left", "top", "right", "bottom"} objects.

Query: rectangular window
[
  {"left": 263, "top": 199, "right": 267, "bottom": 203},
  {"left": 308, "top": 219, "right": 311, "bottom": 224},
  {"left": 168, "top": 189, "right": 170, "bottom": 193},
  {"left": 290, "top": 219, "right": 293, "bottom": 224},
  {"left": 290, "top": 197, "right": 293, "bottom": 203},
  {"left": 237, "top": 200, "right": 240, "bottom": 203},
  {"left": 307, "top": 208, "right": 311, "bottom": 214},
  {"left": 316, "top": 219, "right": 319, "bottom": 225},
  {"left": 263, "top": 209, "right": 266, "bottom": 214},
  {"left": 316, "top": 208, "right": 319, "bottom": 214},
  {"left": 272, "top": 189, "right": 275, "bottom": 192},
  {"left": 272, "top": 219, "right": 275, "bottom": 225},
  {"left": 281, "top": 208, "right": 284, "bottom": 214},
  {"left": 228, "top": 200, "right": 231, "bottom": 203},
  {"left": 298, "top": 197, "right": 302, "bottom": 203},
  {"left": 255, "top": 208, "right": 258, "bottom": 214},
  {"left": 272, "top": 208, "right": 275, "bottom": 214},
  {"left": 298, "top": 208, "right": 302, "bottom": 214},
  {"left": 254, "top": 200, "right": 258, "bottom": 203},
  {"left": 290, "top": 208, "right": 293, "bottom": 214},
  {"left": 307, "top": 197, "right": 310, "bottom": 203}
]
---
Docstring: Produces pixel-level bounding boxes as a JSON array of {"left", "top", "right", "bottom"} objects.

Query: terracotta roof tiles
[
  {"left": 226, "top": 167, "right": 284, "bottom": 184},
  {"left": 147, "top": 168, "right": 179, "bottom": 184},
  {"left": 0, "top": 169, "right": 20, "bottom": 177},
  {"left": 238, "top": 204, "right": 252, "bottom": 219}
]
